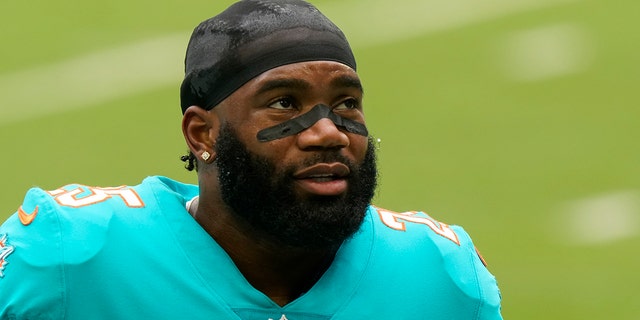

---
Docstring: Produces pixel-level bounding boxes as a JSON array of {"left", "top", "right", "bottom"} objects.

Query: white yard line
[
  {"left": 552, "top": 191, "right": 640, "bottom": 245},
  {"left": 321, "top": 0, "right": 578, "bottom": 48},
  {"left": 0, "top": 0, "right": 577, "bottom": 125},
  {"left": 0, "top": 34, "right": 188, "bottom": 124},
  {"left": 498, "top": 23, "right": 594, "bottom": 82}
]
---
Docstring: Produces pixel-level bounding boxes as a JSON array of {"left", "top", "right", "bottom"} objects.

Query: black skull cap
[{"left": 180, "top": 0, "right": 357, "bottom": 113}]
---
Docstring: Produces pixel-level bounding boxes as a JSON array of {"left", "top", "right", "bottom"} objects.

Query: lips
[{"left": 293, "top": 162, "right": 350, "bottom": 196}]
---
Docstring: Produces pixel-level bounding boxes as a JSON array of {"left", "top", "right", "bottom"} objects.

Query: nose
[{"left": 296, "top": 118, "right": 350, "bottom": 150}]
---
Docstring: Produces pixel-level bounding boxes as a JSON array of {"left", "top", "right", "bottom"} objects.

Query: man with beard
[{"left": 0, "top": 1, "right": 502, "bottom": 319}]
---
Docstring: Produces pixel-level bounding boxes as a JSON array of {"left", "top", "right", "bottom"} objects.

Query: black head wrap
[{"left": 180, "top": 0, "right": 357, "bottom": 113}]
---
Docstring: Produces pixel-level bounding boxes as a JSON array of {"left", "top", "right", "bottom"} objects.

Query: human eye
[
  {"left": 267, "top": 97, "right": 296, "bottom": 110},
  {"left": 333, "top": 98, "right": 360, "bottom": 111}
]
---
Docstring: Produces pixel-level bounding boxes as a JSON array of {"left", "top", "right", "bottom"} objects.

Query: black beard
[{"left": 214, "top": 124, "right": 377, "bottom": 250}]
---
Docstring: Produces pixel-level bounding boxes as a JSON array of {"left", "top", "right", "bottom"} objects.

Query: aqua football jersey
[{"left": 0, "top": 176, "right": 502, "bottom": 319}]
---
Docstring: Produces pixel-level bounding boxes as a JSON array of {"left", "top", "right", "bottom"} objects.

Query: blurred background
[{"left": 1, "top": 0, "right": 639, "bottom": 318}]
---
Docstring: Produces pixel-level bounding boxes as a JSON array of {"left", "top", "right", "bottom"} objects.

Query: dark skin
[{"left": 181, "top": 61, "right": 369, "bottom": 306}]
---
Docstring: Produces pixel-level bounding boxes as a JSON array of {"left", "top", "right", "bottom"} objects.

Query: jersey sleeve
[
  {"left": 450, "top": 225, "right": 503, "bottom": 320},
  {"left": 368, "top": 206, "right": 503, "bottom": 319},
  {"left": 0, "top": 187, "right": 65, "bottom": 319}
]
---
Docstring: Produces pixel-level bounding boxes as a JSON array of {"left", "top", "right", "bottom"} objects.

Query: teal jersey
[{"left": 0, "top": 176, "right": 502, "bottom": 319}]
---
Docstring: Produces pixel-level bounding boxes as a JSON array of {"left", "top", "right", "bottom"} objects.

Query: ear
[{"left": 182, "top": 106, "right": 220, "bottom": 162}]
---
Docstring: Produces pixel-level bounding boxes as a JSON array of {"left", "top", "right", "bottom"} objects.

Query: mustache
[
  {"left": 299, "top": 152, "right": 353, "bottom": 167},
  {"left": 287, "top": 138, "right": 376, "bottom": 178}
]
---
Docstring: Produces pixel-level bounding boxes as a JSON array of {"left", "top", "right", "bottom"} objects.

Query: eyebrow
[
  {"left": 255, "top": 74, "right": 364, "bottom": 95},
  {"left": 256, "top": 78, "right": 311, "bottom": 95},
  {"left": 330, "top": 75, "right": 363, "bottom": 93}
]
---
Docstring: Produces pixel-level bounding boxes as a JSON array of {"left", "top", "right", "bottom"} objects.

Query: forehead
[{"left": 246, "top": 61, "right": 362, "bottom": 93}]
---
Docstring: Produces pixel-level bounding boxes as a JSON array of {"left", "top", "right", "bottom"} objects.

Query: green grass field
[{"left": 2, "top": 0, "right": 639, "bottom": 318}]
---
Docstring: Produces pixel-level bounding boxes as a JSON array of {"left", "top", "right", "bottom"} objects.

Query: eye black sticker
[{"left": 256, "top": 104, "right": 368, "bottom": 142}]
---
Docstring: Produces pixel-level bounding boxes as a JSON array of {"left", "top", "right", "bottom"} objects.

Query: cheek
[
  {"left": 225, "top": 117, "right": 272, "bottom": 148},
  {"left": 248, "top": 134, "right": 296, "bottom": 161},
  {"left": 350, "top": 135, "right": 370, "bottom": 162}
]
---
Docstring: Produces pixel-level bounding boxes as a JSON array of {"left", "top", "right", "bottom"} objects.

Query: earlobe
[{"left": 182, "top": 106, "right": 220, "bottom": 162}]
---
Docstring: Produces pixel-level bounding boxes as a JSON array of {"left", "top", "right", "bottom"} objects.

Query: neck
[
  {"left": 191, "top": 193, "right": 339, "bottom": 306},
  {"left": 232, "top": 241, "right": 337, "bottom": 306}
]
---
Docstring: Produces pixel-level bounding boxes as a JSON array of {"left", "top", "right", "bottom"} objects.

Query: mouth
[
  {"left": 293, "top": 162, "right": 350, "bottom": 196},
  {"left": 306, "top": 174, "right": 341, "bottom": 182}
]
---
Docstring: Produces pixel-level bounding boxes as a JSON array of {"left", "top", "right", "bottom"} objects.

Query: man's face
[{"left": 211, "top": 61, "right": 377, "bottom": 249}]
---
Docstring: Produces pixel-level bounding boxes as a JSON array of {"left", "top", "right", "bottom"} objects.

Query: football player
[{"left": 0, "top": 1, "right": 502, "bottom": 319}]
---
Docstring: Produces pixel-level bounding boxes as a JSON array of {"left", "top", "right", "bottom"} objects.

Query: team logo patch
[
  {"left": 18, "top": 205, "right": 39, "bottom": 226},
  {"left": 0, "top": 233, "right": 15, "bottom": 278}
]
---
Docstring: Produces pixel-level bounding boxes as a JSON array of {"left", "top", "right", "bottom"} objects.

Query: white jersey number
[
  {"left": 48, "top": 186, "right": 144, "bottom": 208},
  {"left": 376, "top": 208, "right": 459, "bottom": 245}
]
